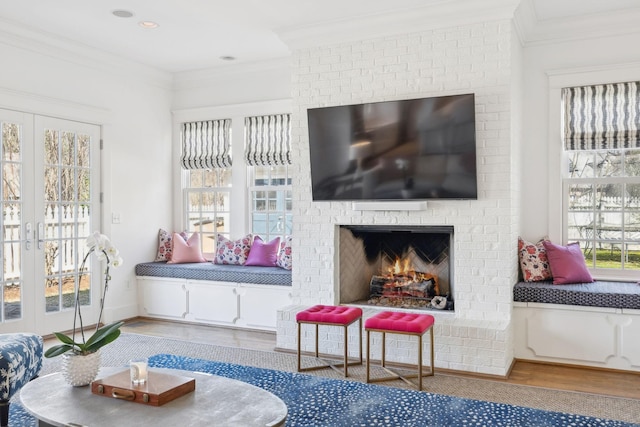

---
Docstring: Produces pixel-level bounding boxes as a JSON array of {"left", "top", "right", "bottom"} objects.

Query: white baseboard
[{"left": 104, "top": 303, "right": 139, "bottom": 323}]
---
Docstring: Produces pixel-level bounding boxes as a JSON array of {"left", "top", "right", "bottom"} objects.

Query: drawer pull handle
[{"left": 112, "top": 388, "right": 135, "bottom": 401}]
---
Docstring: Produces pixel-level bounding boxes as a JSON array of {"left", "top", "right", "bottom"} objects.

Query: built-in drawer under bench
[
  {"left": 135, "top": 262, "right": 293, "bottom": 331},
  {"left": 513, "top": 279, "right": 640, "bottom": 372}
]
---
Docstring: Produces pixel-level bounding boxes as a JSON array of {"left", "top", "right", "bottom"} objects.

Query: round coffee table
[{"left": 20, "top": 367, "right": 287, "bottom": 427}]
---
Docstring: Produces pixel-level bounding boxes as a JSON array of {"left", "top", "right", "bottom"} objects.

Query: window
[
  {"left": 178, "top": 104, "right": 292, "bottom": 252},
  {"left": 185, "top": 168, "right": 231, "bottom": 254},
  {"left": 562, "top": 81, "right": 640, "bottom": 274},
  {"left": 245, "top": 114, "right": 292, "bottom": 240},
  {"left": 181, "top": 120, "right": 232, "bottom": 254},
  {"left": 249, "top": 165, "right": 292, "bottom": 241}
]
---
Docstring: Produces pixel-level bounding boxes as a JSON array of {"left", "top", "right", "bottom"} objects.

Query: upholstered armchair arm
[{"left": 0, "top": 333, "right": 43, "bottom": 427}]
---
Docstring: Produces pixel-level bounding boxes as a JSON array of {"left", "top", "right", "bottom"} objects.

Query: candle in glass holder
[{"left": 130, "top": 358, "right": 148, "bottom": 385}]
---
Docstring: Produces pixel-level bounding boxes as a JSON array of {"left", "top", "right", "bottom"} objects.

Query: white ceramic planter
[{"left": 61, "top": 350, "right": 101, "bottom": 387}]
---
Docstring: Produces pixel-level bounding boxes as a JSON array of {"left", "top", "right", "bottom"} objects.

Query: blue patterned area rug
[{"left": 11, "top": 353, "right": 639, "bottom": 427}]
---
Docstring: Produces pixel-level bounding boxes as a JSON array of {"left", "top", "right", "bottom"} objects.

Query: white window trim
[
  {"left": 172, "top": 99, "right": 292, "bottom": 237},
  {"left": 547, "top": 63, "right": 640, "bottom": 280}
]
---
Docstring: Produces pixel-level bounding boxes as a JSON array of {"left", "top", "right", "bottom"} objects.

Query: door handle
[
  {"left": 37, "top": 222, "right": 44, "bottom": 250},
  {"left": 25, "top": 222, "right": 32, "bottom": 250}
]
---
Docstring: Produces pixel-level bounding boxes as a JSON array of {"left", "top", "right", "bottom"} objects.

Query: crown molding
[
  {"left": 172, "top": 98, "right": 292, "bottom": 123},
  {"left": 0, "top": 85, "right": 112, "bottom": 124},
  {"left": 514, "top": 2, "right": 640, "bottom": 47},
  {"left": 0, "top": 17, "right": 172, "bottom": 90},
  {"left": 546, "top": 61, "right": 640, "bottom": 88},
  {"left": 511, "top": 0, "right": 536, "bottom": 46},
  {"left": 276, "top": 0, "right": 520, "bottom": 50},
  {"left": 173, "top": 57, "right": 291, "bottom": 91}
]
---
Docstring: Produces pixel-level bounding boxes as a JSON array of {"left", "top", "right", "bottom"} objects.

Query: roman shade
[
  {"left": 245, "top": 114, "right": 291, "bottom": 166},
  {"left": 181, "top": 119, "right": 232, "bottom": 169},
  {"left": 563, "top": 81, "right": 640, "bottom": 150}
]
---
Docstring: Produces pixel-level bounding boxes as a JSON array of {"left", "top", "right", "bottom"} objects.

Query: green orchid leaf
[
  {"left": 84, "top": 321, "right": 125, "bottom": 350},
  {"left": 48, "top": 321, "right": 125, "bottom": 357},
  {"left": 85, "top": 328, "right": 121, "bottom": 354},
  {"left": 44, "top": 344, "right": 74, "bottom": 358},
  {"left": 53, "top": 332, "right": 83, "bottom": 347}
]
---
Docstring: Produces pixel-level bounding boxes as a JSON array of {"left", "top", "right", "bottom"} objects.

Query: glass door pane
[
  {"left": 1, "top": 121, "right": 22, "bottom": 321},
  {"left": 35, "top": 116, "right": 101, "bottom": 335},
  {"left": 0, "top": 108, "right": 34, "bottom": 334}
]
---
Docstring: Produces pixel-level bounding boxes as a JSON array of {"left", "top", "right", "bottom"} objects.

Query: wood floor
[
  {"left": 506, "top": 360, "right": 640, "bottom": 400},
  {"left": 119, "top": 318, "right": 640, "bottom": 400}
]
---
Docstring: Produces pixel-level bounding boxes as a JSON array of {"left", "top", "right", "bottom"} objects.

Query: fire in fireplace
[
  {"left": 369, "top": 257, "right": 439, "bottom": 308},
  {"left": 339, "top": 225, "right": 454, "bottom": 311}
]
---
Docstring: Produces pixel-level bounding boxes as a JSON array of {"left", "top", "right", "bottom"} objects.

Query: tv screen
[{"left": 307, "top": 93, "right": 477, "bottom": 201}]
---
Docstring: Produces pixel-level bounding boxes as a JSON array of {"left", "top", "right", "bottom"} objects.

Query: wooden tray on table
[{"left": 91, "top": 369, "right": 196, "bottom": 406}]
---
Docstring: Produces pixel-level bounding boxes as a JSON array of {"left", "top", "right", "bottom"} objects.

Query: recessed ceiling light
[
  {"left": 112, "top": 10, "right": 134, "bottom": 18},
  {"left": 220, "top": 56, "right": 236, "bottom": 61},
  {"left": 139, "top": 21, "right": 159, "bottom": 29}
]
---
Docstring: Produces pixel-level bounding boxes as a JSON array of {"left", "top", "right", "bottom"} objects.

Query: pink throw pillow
[
  {"left": 276, "top": 235, "right": 292, "bottom": 270},
  {"left": 155, "top": 228, "right": 187, "bottom": 262},
  {"left": 168, "top": 232, "right": 206, "bottom": 264},
  {"left": 542, "top": 241, "right": 594, "bottom": 285},
  {"left": 518, "top": 237, "right": 552, "bottom": 282},
  {"left": 214, "top": 234, "right": 253, "bottom": 265},
  {"left": 245, "top": 236, "right": 281, "bottom": 267}
]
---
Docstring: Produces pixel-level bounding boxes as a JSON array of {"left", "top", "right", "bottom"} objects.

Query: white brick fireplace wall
[{"left": 277, "top": 19, "right": 522, "bottom": 376}]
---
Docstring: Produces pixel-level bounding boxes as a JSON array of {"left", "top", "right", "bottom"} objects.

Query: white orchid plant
[{"left": 45, "top": 232, "right": 125, "bottom": 358}]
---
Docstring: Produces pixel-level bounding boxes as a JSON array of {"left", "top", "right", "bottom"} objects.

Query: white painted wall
[{"left": 0, "top": 38, "right": 174, "bottom": 325}]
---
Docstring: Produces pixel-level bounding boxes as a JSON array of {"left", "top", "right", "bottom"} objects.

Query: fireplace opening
[{"left": 339, "top": 225, "right": 454, "bottom": 311}]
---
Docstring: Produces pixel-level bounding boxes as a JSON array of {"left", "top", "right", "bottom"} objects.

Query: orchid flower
[{"left": 44, "top": 231, "right": 124, "bottom": 358}]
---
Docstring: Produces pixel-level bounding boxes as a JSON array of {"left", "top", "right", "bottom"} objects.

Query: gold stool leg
[
  {"left": 430, "top": 326, "right": 435, "bottom": 377},
  {"left": 343, "top": 324, "right": 348, "bottom": 377},
  {"left": 381, "top": 331, "right": 386, "bottom": 368},
  {"left": 418, "top": 334, "right": 423, "bottom": 391},
  {"left": 358, "top": 317, "right": 363, "bottom": 364},
  {"left": 366, "top": 329, "right": 371, "bottom": 383},
  {"left": 297, "top": 322, "right": 302, "bottom": 372}
]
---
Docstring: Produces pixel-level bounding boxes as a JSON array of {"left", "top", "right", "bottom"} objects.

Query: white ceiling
[{"left": 0, "top": 0, "right": 638, "bottom": 73}]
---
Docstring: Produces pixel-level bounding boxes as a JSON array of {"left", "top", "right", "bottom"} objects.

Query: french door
[{"left": 0, "top": 109, "right": 102, "bottom": 335}]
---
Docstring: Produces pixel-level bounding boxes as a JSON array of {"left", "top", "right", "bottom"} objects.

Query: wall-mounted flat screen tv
[{"left": 307, "top": 93, "right": 477, "bottom": 201}]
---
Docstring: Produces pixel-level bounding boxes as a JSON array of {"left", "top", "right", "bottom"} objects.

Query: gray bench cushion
[
  {"left": 513, "top": 280, "right": 640, "bottom": 309},
  {"left": 135, "top": 262, "right": 291, "bottom": 286}
]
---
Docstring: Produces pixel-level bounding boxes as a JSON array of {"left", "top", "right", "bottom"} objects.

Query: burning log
[{"left": 369, "top": 271, "right": 439, "bottom": 300}]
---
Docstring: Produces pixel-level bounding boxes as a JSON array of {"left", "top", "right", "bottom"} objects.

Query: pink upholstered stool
[
  {"left": 296, "top": 305, "right": 363, "bottom": 377},
  {"left": 365, "top": 311, "right": 435, "bottom": 390}
]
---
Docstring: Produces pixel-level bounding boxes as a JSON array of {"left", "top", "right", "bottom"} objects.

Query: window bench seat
[
  {"left": 513, "top": 280, "right": 640, "bottom": 373},
  {"left": 513, "top": 280, "right": 640, "bottom": 309},
  {"left": 135, "top": 262, "right": 293, "bottom": 332},
  {"left": 135, "top": 262, "right": 292, "bottom": 286}
]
